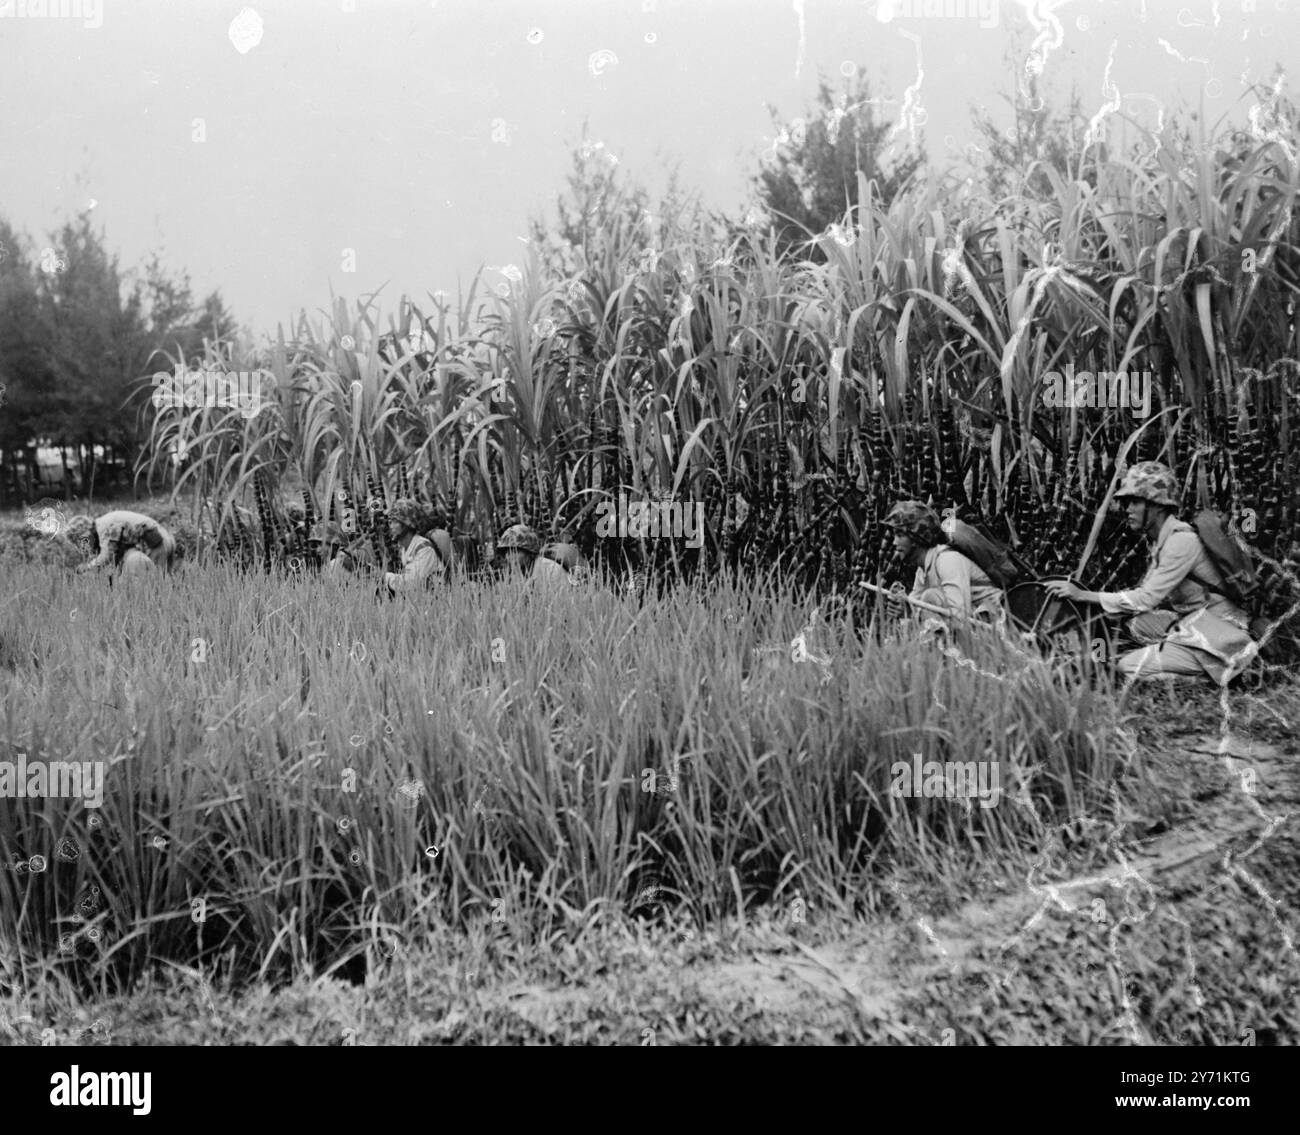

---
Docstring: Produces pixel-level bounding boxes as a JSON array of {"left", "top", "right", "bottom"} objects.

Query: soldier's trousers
[
  {"left": 1116, "top": 611, "right": 1220, "bottom": 681},
  {"left": 119, "top": 531, "right": 176, "bottom": 575}
]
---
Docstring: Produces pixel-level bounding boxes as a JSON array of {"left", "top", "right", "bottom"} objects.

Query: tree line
[
  {"left": 0, "top": 211, "right": 238, "bottom": 504},
  {"left": 0, "top": 61, "right": 1094, "bottom": 507}
]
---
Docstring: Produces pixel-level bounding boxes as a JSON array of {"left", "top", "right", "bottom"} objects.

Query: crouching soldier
[
  {"left": 310, "top": 517, "right": 374, "bottom": 576},
  {"left": 65, "top": 511, "right": 176, "bottom": 577},
  {"left": 1044, "top": 462, "right": 1256, "bottom": 684},
  {"left": 542, "top": 527, "right": 592, "bottom": 582},
  {"left": 882, "top": 501, "right": 1004, "bottom": 626},
  {"left": 311, "top": 520, "right": 349, "bottom": 575},
  {"left": 497, "top": 524, "right": 573, "bottom": 589},
  {"left": 381, "top": 499, "right": 446, "bottom": 595}
]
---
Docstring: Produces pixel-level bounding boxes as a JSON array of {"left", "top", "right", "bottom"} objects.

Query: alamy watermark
[
  {"left": 875, "top": 0, "right": 999, "bottom": 29},
  {"left": 50, "top": 1067, "right": 150, "bottom": 1115},
  {"left": 151, "top": 365, "right": 273, "bottom": 419},
  {"left": 1041, "top": 364, "right": 1152, "bottom": 417},
  {"left": 0, "top": 755, "right": 105, "bottom": 808},
  {"left": 889, "top": 753, "right": 1001, "bottom": 810},
  {"left": 595, "top": 493, "right": 704, "bottom": 548},
  {"left": 0, "top": 0, "right": 103, "bottom": 28}
]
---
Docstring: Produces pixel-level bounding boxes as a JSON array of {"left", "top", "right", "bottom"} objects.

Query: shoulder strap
[
  {"left": 1181, "top": 531, "right": 1235, "bottom": 602},
  {"left": 933, "top": 544, "right": 973, "bottom": 570}
]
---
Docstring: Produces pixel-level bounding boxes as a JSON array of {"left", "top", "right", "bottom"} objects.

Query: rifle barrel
[{"left": 857, "top": 581, "right": 956, "bottom": 617}]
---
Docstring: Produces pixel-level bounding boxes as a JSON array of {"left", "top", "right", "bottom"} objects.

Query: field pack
[
  {"left": 1187, "top": 510, "right": 1300, "bottom": 660},
  {"left": 1191, "top": 510, "right": 1261, "bottom": 613},
  {"left": 939, "top": 516, "right": 1022, "bottom": 590}
]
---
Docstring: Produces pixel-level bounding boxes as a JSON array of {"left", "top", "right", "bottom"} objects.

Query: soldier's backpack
[
  {"left": 939, "top": 516, "right": 1022, "bottom": 590},
  {"left": 1191, "top": 510, "right": 1262, "bottom": 614},
  {"left": 1189, "top": 510, "right": 1300, "bottom": 662}
]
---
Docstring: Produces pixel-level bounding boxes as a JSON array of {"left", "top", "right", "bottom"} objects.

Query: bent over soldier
[{"left": 65, "top": 511, "right": 176, "bottom": 576}]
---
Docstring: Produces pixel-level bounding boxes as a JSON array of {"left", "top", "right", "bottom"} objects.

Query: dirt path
[{"left": 623, "top": 733, "right": 1300, "bottom": 1038}]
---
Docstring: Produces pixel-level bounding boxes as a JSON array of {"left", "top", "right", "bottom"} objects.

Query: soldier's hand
[
  {"left": 1044, "top": 579, "right": 1081, "bottom": 601},
  {"left": 884, "top": 593, "right": 905, "bottom": 619}
]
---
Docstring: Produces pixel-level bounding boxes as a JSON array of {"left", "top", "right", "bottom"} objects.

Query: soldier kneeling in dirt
[
  {"left": 1044, "top": 462, "right": 1256, "bottom": 685},
  {"left": 64, "top": 511, "right": 176, "bottom": 578},
  {"left": 882, "top": 501, "right": 1005, "bottom": 628}
]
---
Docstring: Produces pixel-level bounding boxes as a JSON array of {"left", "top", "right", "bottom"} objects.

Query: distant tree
[
  {"left": 746, "top": 71, "right": 925, "bottom": 260},
  {"left": 970, "top": 71, "right": 1092, "bottom": 202},
  {"left": 132, "top": 257, "right": 241, "bottom": 371},
  {"left": 0, "top": 209, "right": 241, "bottom": 499},
  {"left": 0, "top": 221, "right": 54, "bottom": 476},
  {"left": 527, "top": 122, "right": 711, "bottom": 281},
  {"left": 190, "top": 289, "right": 240, "bottom": 348},
  {"left": 34, "top": 216, "right": 150, "bottom": 483}
]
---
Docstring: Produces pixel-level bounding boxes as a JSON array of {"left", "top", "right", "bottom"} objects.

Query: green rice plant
[{"left": 0, "top": 559, "right": 1132, "bottom": 992}]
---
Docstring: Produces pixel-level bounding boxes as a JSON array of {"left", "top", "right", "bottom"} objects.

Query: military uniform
[
  {"left": 884, "top": 501, "right": 1004, "bottom": 623},
  {"left": 497, "top": 524, "right": 575, "bottom": 590},
  {"left": 331, "top": 540, "right": 375, "bottom": 576},
  {"left": 72, "top": 511, "right": 175, "bottom": 574},
  {"left": 1102, "top": 515, "right": 1256, "bottom": 683},
  {"left": 384, "top": 534, "right": 442, "bottom": 592},
  {"left": 381, "top": 500, "right": 445, "bottom": 594},
  {"left": 910, "top": 545, "right": 1004, "bottom": 621},
  {"left": 529, "top": 555, "right": 573, "bottom": 590},
  {"left": 1096, "top": 462, "right": 1257, "bottom": 684}
]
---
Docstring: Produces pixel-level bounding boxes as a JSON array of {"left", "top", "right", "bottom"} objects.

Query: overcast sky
[{"left": 2, "top": 0, "right": 1295, "bottom": 339}]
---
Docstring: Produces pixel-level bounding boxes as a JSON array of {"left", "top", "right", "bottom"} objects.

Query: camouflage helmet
[
  {"left": 883, "top": 500, "right": 944, "bottom": 546},
  {"left": 64, "top": 515, "right": 96, "bottom": 544},
  {"left": 387, "top": 498, "right": 424, "bottom": 532},
  {"left": 1114, "top": 461, "right": 1179, "bottom": 508},
  {"left": 498, "top": 523, "right": 541, "bottom": 555}
]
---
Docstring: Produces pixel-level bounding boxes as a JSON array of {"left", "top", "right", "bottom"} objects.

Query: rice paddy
[{"left": 4, "top": 84, "right": 1300, "bottom": 1049}]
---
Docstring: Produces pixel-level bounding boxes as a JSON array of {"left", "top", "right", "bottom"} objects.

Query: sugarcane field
[{"left": 3, "top": 3, "right": 1300, "bottom": 1079}]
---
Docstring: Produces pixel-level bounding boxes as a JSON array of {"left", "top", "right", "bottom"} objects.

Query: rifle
[{"left": 857, "top": 581, "right": 958, "bottom": 618}]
